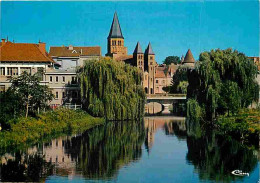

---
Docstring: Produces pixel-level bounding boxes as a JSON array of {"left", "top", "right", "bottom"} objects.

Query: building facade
[
  {"left": 49, "top": 45, "right": 101, "bottom": 70},
  {"left": 106, "top": 12, "right": 195, "bottom": 94},
  {"left": 0, "top": 39, "right": 54, "bottom": 92}
]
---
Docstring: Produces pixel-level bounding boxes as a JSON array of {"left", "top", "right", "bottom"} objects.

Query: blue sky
[{"left": 1, "top": 1, "right": 259, "bottom": 63}]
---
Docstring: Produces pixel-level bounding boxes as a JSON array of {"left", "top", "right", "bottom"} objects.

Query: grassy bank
[
  {"left": 216, "top": 108, "right": 260, "bottom": 144},
  {"left": 0, "top": 108, "right": 104, "bottom": 151}
]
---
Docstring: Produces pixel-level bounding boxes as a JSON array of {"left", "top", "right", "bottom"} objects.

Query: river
[{"left": 0, "top": 116, "right": 259, "bottom": 183}]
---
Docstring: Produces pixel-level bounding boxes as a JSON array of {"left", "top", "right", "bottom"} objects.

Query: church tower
[
  {"left": 106, "top": 12, "right": 127, "bottom": 58},
  {"left": 144, "top": 43, "right": 156, "bottom": 94},
  {"left": 133, "top": 42, "right": 144, "bottom": 71}
]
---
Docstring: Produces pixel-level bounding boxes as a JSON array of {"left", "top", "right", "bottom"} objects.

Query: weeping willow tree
[
  {"left": 187, "top": 48, "right": 259, "bottom": 121},
  {"left": 78, "top": 57, "right": 146, "bottom": 120}
]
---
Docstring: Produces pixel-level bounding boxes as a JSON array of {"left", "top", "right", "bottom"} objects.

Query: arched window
[{"left": 145, "top": 87, "right": 148, "bottom": 93}]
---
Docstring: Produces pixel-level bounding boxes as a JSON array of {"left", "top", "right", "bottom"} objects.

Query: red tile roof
[
  {"left": 183, "top": 49, "right": 195, "bottom": 63},
  {"left": 0, "top": 41, "right": 54, "bottom": 63},
  {"left": 114, "top": 55, "right": 133, "bottom": 62},
  {"left": 49, "top": 46, "right": 101, "bottom": 57}
]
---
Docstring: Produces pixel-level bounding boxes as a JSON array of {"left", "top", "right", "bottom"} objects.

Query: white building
[{"left": 49, "top": 45, "right": 101, "bottom": 70}]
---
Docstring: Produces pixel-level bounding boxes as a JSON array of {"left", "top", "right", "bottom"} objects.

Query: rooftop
[
  {"left": 49, "top": 46, "right": 101, "bottom": 57},
  {"left": 0, "top": 41, "right": 54, "bottom": 63}
]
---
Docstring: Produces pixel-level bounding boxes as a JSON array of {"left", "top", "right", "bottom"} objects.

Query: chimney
[
  {"left": 1, "top": 39, "right": 6, "bottom": 46},
  {"left": 38, "top": 41, "right": 46, "bottom": 54},
  {"left": 69, "top": 45, "right": 73, "bottom": 50}
]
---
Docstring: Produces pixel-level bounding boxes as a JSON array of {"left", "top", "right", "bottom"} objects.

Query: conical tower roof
[
  {"left": 133, "top": 42, "right": 143, "bottom": 54},
  {"left": 108, "top": 12, "right": 124, "bottom": 39},
  {"left": 183, "top": 49, "right": 195, "bottom": 63},
  {"left": 145, "top": 42, "right": 155, "bottom": 55}
]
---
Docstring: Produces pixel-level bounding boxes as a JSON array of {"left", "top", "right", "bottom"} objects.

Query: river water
[{"left": 0, "top": 116, "right": 259, "bottom": 183}]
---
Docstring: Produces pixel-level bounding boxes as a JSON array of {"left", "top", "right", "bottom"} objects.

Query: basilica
[{"left": 105, "top": 12, "right": 195, "bottom": 94}]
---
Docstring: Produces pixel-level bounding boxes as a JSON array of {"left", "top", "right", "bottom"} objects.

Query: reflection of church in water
[{"left": 144, "top": 117, "right": 186, "bottom": 153}]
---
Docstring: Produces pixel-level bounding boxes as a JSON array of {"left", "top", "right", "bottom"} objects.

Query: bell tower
[
  {"left": 144, "top": 42, "right": 156, "bottom": 94},
  {"left": 133, "top": 42, "right": 144, "bottom": 72},
  {"left": 106, "top": 12, "right": 127, "bottom": 58}
]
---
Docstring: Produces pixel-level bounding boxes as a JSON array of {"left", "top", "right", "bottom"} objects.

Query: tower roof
[
  {"left": 145, "top": 42, "right": 155, "bottom": 55},
  {"left": 133, "top": 42, "right": 143, "bottom": 54},
  {"left": 108, "top": 12, "right": 124, "bottom": 39},
  {"left": 183, "top": 49, "right": 195, "bottom": 63}
]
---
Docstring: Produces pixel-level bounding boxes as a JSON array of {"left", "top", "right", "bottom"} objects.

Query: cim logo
[{"left": 231, "top": 170, "right": 249, "bottom": 176}]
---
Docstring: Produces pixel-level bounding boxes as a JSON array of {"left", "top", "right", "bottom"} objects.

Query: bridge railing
[{"left": 146, "top": 94, "right": 186, "bottom": 98}]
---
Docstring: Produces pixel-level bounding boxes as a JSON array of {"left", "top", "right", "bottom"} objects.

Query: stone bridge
[{"left": 146, "top": 94, "right": 187, "bottom": 114}]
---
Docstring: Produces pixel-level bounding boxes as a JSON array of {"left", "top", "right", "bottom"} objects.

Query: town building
[
  {"left": 0, "top": 39, "right": 82, "bottom": 107},
  {"left": 49, "top": 45, "right": 101, "bottom": 70},
  {"left": 0, "top": 39, "right": 54, "bottom": 92}
]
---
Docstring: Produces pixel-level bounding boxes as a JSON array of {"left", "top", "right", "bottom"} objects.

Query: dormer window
[{"left": 72, "top": 50, "right": 77, "bottom": 53}]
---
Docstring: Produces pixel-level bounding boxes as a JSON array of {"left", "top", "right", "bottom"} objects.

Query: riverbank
[
  {"left": 216, "top": 108, "right": 260, "bottom": 145},
  {"left": 0, "top": 108, "right": 104, "bottom": 152}
]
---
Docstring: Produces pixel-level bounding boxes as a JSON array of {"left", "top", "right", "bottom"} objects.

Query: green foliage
[
  {"left": 162, "top": 86, "right": 171, "bottom": 93},
  {"left": 170, "top": 66, "right": 189, "bottom": 94},
  {"left": 0, "top": 90, "right": 24, "bottom": 129},
  {"left": 78, "top": 58, "right": 146, "bottom": 120},
  {"left": 0, "top": 109, "right": 104, "bottom": 151},
  {"left": 216, "top": 108, "right": 260, "bottom": 143},
  {"left": 163, "top": 56, "right": 180, "bottom": 65},
  {"left": 8, "top": 72, "right": 54, "bottom": 118},
  {"left": 187, "top": 99, "right": 204, "bottom": 122},
  {"left": 187, "top": 48, "right": 259, "bottom": 120}
]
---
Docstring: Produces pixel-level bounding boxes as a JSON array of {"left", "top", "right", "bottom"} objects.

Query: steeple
[
  {"left": 108, "top": 12, "right": 124, "bottom": 39},
  {"left": 145, "top": 42, "right": 155, "bottom": 55},
  {"left": 183, "top": 49, "right": 195, "bottom": 63},
  {"left": 133, "top": 42, "right": 143, "bottom": 54}
]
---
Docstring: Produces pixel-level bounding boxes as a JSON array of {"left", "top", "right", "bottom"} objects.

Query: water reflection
[
  {"left": 0, "top": 117, "right": 259, "bottom": 183},
  {"left": 185, "top": 119, "right": 259, "bottom": 182},
  {"left": 0, "top": 154, "right": 54, "bottom": 182}
]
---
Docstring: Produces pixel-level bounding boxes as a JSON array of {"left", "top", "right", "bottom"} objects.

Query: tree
[
  {"left": 9, "top": 72, "right": 53, "bottom": 118},
  {"left": 162, "top": 86, "right": 171, "bottom": 93},
  {"left": 187, "top": 48, "right": 259, "bottom": 120},
  {"left": 170, "top": 66, "right": 189, "bottom": 94},
  {"left": 0, "top": 90, "right": 23, "bottom": 129},
  {"left": 78, "top": 58, "right": 145, "bottom": 120},
  {"left": 163, "top": 56, "right": 180, "bottom": 65}
]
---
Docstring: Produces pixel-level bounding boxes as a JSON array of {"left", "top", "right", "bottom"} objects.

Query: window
[
  {"left": 162, "top": 80, "right": 165, "bottom": 84},
  {"left": 55, "top": 92, "right": 59, "bottom": 99},
  {"left": 72, "top": 76, "right": 77, "bottom": 84},
  {"left": 50, "top": 76, "right": 53, "bottom": 82},
  {"left": 0, "top": 85, "right": 5, "bottom": 93},
  {"left": 151, "top": 67, "right": 153, "bottom": 71},
  {"left": 150, "top": 62, "right": 153, "bottom": 65},
  {"left": 62, "top": 92, "right": 65, "bottom": 98},
  {"left": 56, "top": 76, "right": 59, "bottom": 82},
  {"left": 151, "top": 78, "right": 152, "bottom": 82},
  {"left": 156, "top": 80, "right": 158, "bottom": 83},
  {"left": 20, "top": 67, "right": 31, "bottom": 74},
  {"left": 150, "top": 56, "right": 153, "bottom": 60},
  {"left": 62, "top": 76, "right": 65, "bottom": 82},
  {"left": 0, "top": 67, "right": 5, "bottom": 75},
  {"left": 7, "top": 67, "right": 18, "bottom": 76}
]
